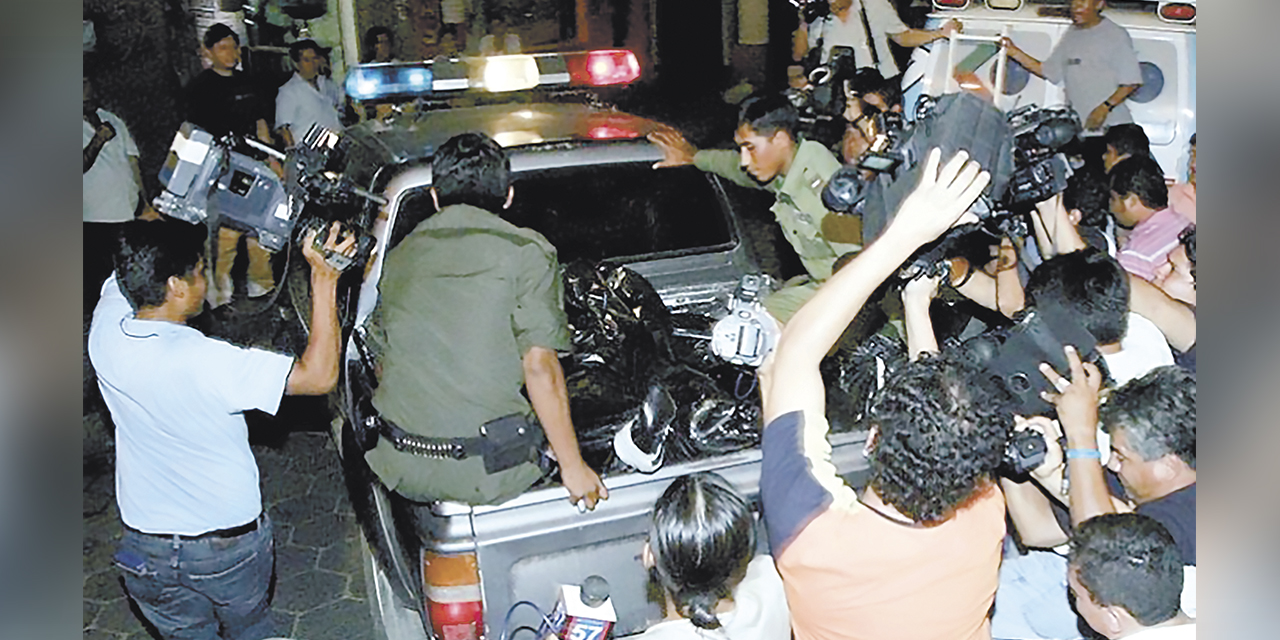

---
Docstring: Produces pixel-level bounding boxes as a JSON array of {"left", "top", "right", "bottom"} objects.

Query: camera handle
[{"left": 242, "top": 136, "right": 388, "bottom": 206}]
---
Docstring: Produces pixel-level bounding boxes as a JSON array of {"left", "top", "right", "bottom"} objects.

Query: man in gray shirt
[{"left": 1004, "top": 0, "right": 1143, "bottom": 133}]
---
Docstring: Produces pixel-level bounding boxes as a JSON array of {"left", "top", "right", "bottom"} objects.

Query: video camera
[
  {"left": 822, "top": 93, "right": 1081, "bottom": 281},
  {"left": 153, "top": 122, "right": 380, "bottom": 271}
]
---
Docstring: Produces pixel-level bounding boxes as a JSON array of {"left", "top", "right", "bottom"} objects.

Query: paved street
[{"left": 82, "top": 423, "right": 377, "bottom": 640}]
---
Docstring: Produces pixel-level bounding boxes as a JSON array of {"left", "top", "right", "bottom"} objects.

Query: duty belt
[{"left": 373, "top": 416, "right": 486, "bottom": 460}]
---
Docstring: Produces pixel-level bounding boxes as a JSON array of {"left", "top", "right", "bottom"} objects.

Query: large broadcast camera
[
  {"left": 153, "top": 122, "right": 380, "bottom": 271},
  {"left": 822, "top": 92, "right": 1081, "bottom": 280}
]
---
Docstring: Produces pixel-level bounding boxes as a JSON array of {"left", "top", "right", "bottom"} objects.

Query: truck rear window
[{"left": 390, "top": 163, "right": 733, "bottom": 264}]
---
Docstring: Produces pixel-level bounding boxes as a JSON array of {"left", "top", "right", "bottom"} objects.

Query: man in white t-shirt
[
  {"left": 89, "top": 217, "right": 354, "bottom": 639},
  {"left": 792, "top": 0, "right": 957, "bottom": 80},
  {"left": 83, "top": 72, "right": 155, "bottom": 310},
  {"left": 275, "top": 39, "right": 346, "bottom": 148}
]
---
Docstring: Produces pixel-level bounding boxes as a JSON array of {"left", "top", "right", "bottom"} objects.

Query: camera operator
[
  {"left": 87, "top": 216, "right": 356, "bottom": 640},
  {"left": 760, "top": 149, "right": 1015, "bottom": 639},
  {"left": 791, "top": 0, "right": 958, "bottom": 82},
  {"left": 648, "top": 93, "right": 861, "bottom": 323},
  {"left": 1109, "top": 156, "right": 1191, "bottom": 283}
]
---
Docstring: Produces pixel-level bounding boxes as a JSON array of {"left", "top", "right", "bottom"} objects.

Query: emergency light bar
[
  {"left": 1157, "top": 1, "right": 1195, "bottom": 24},
  {"left": 345, "top": 50, "right": 640, "bottom": 102}
]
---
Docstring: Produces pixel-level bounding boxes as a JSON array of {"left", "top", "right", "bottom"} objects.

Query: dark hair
[
  {"left": 1063, "top": 166, "right": 1112, "bottom": 229},
  {"left": 1025, "top": 248, "right": 1129, "bottom": 345},
  {"left": 431, "top": 132, "right": 511, "bottom": 211},
  {"left": 1071, "top": 513, "right": 1185, "bottom": 627},
  {"left": 1178, "top": 225, "right": 1196, "bottom": 280},
  {"left": 737, "top": 93, "right": 799, "bottom": 140},
  {"left": 650, "top": 472, "right": 756, "bottom": 630},
  {"left": 1188, "top": 133, "right": 1196, "bottom": 147},
  {"left": 1100, "top": 365, "right": 1196, "bottom": 469},
  {"left": 115, "top": 218, "right": 207, "bottom": 311},
  {"left": 1104, "top": 123, "right": 1151, "bottom": 162},
  {"left": 203, "top": 23, "right": 239, "bottom": 50},
  {"left": 363, "top": 26, "right": 393, "bottom": 62},
  {"left": 289, "top": 39, "right": 324, "bottom": 63},
  {"left": 867, "top": 353, "right": 1013, "bottom": 524},
  {"left": 1109, "top": 156, "right": 1168, "bottom": 211}
]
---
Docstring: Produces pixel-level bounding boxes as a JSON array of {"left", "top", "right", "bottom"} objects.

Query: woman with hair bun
[{"left": 639, "top": 472, "right": 790, "bottom": 640}]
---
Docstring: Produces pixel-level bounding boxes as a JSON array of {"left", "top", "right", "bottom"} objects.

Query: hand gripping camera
[
  {"left": 709, "top": 275, "right": 781, "bottom": 368},
  {"left": 153, "top": 123, "right": 380, "bottom": 270}
]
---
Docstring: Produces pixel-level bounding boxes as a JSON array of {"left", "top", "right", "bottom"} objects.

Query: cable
[{"left": 500, "top": 600, "right": 558, "bottom": 640}]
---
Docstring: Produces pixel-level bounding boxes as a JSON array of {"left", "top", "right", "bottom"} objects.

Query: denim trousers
[{"left": 115, "top": 514, "right": 276, "bottom": 640}]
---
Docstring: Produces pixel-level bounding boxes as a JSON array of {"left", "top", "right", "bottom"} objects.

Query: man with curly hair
[{"left": 759, "top": 149, "right": 1012, "bottom": 640}]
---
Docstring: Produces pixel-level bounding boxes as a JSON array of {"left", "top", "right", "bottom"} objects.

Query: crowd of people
[{"left": 86, "top": 0, "right": 1194, "bottom": 637}]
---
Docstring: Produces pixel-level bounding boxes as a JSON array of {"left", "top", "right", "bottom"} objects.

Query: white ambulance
[{"left": 900, "top": 0, "right": 1196, "bottom": 179}]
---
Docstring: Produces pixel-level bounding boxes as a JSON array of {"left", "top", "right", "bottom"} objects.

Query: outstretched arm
[
  {"left": 1002, "top": 38, "right": 1045, "bottom": 79},
  {"left": 761, "top": 149, "right": 990, "bottom": 424},
  {"left": 1128, "top": 275, "right": 1196, "bottom": 352},
  {"left": 902, "top": 273, "right": 943, "bottom": 360},
  {"left": 524, "top": 346, "right": 608, "bottom": 510},
  {"left": 889, "top": 20, "right": 960, "bottom": 48}
]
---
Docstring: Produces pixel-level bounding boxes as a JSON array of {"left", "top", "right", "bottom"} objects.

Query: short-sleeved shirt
[
  {"left": 367, "top": 203, "right": 571, "bottom": 504},
  {"left": 806, "top": 0, "right": 909, "bottom": 78},
  {"left": 275, "top": 72, "right": 345, "bottom": 141},
  {"left": 1118, "top": 208, "right": 1192, "bottom": 282},
  {"left": 1108, "top": 474, "right": 1197, "bottom": 566},
  {"left": 184, "top": 68, "right": 272, "bottom": 138},
  {"left": 760, "top": 410, "right": 1006, "bottom": 640},
  {"left": 83, "top": 108, "right": 140, "bottom": 223},
  {"left": 88, "top": 275, "right": 294, "bottom": 535},
  {"left": 1042, "top": 17, "right": 1143, "bottom": 130},
  {"left": 694, "top": 141, "right": 860, "bottom": 283}
]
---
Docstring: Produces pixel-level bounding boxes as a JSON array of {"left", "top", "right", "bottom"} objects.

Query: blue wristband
[{"left": 1066, "top": 448, "right": 1101, "bottom": 459}]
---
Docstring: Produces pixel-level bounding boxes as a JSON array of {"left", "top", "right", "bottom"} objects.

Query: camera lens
[{"left": 1008, "top": 372, "right": 1031, "bottom": 393}]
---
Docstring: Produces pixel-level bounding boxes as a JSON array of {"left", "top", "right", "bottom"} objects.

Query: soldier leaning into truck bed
[{"left": 366, "top": 132, "right": 608, "bottom": 510}]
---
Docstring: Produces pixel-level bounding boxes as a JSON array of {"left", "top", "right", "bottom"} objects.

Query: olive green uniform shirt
[
  {"left": 367, "top": 203, "right": 571, "bottom": 504},
  {"left": 693, "top": 140, "right": 860, "bottom": 282}
]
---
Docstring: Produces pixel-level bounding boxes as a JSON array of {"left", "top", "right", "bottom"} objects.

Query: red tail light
[
  {"left": 568, "top": 50, "right": 641, "bottom": 86},
  {"left": 424, "top": 551, "right": 484, "bottom": 640},
  {"left": 933, "top": 0, "right": 970, "bottom": 9},
  {"left": 1158, "top": 2, "right": 1196, "bottom": 23}
]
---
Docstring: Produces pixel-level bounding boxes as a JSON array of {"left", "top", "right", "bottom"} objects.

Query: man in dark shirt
[{"left": 183, "top": 23, "right": 277, "bottom": 306}]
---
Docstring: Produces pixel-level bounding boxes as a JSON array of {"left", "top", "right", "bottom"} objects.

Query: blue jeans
[{"left": 115, "top": 514, "right": 276, "bottom": 640}]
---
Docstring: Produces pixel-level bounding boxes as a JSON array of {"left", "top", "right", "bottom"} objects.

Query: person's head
[
  {"left": 1109, "top": 156, "right": 1169, "bottom": 228},
  {"left": 735, "top": 93, "right": 799, "bottom": 184},
  {"left": 1068, "top": 513, "right": 1185, "bottom": 639},
  {"left": 1070, "top": 0, "right": 1107, "bottom": 28},
  {"left": 1025, "top": 248, "right": 1130, "bottom": 345},
  {"left": 1102, "top": 124, "right": 1151, "bottom": 172},
  {"left": 289, "top": 39, "right": 326, "bottom": 82},
  {"left": 1063, "top": 167, "right": 1113, "bottom": 229},
  {"left": 1099, "top": 365, "right": 1196, "bottom": 504},
  {"left": 431, "top": 132, "right": 512, "bottom": 212},
  {"left": 115, "top": 218, "right": 208, "bottom": 315},
  {"left": 203, "top": 23, "right": 241, "bottom": 73},
  {"left": 847, "top": 67, "right": 900, "bottom": 114},
  {"left": 1154, "top": 225, "right": 1195, "bottom": 305},
  {"left": 646, "top": 472, "right": 756, "bottom": 630},
  {"left": 866, "top": 353, "right": 1014, "bottom": 524},
  {"left": 364, "top": 26, "right": 394, "bottom": 63}
]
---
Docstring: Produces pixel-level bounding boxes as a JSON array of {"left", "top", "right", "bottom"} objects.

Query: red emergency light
[
  {"left": 567, "top": 50, "right": 641, "bottom": 87},
  {"left": 1158, "top": 2, "right": 1196, "bottom": 23}
]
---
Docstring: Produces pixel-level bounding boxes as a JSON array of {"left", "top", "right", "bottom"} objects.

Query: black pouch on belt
[{"left": 478, "top": 413, "right": 545, "bottom": 474}]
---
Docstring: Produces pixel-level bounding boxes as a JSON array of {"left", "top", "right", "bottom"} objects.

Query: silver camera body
[{"left": 710, "top": 275, "right": 781, "bottom": 368}]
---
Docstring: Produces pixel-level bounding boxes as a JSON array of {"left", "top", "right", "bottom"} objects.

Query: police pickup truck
[
  {"left": 901, "top": 0, "right": 1196, "bottom": 179},
  {"left": 315, "top": 51, "right": 873, "bottom": 639}
]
